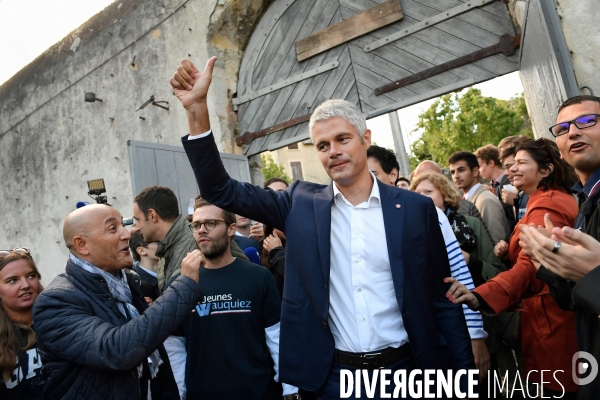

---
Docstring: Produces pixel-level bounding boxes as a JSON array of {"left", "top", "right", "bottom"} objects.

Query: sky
[
  {"left": 0, "top": 0, "right": 116, "bottom": 85},
  {"left": 0, "top": 0, "right": 524, "bottom": 154}
]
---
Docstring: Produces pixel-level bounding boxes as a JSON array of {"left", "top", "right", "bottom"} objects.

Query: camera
[{"left": 77, "top": 179, "right": 134, "bottom": 227}]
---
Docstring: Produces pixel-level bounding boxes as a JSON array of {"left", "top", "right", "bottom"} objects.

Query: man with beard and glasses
[
  {"left": 181, "top": 197, "right": 299, "bottom": 400},
  {"left": 519, "top": 95, "right": 600, "bottom": 398}
]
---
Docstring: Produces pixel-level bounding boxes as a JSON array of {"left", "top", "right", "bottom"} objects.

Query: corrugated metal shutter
[{"left": 128, "top": 140, "right": 251, "bottom": 214}]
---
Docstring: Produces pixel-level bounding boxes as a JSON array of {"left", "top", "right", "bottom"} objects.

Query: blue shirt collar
[{"left": 572, "top": 167, "right": 600, "bottom": 196}]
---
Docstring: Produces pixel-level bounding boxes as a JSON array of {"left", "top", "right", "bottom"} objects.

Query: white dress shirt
[
  {"left": 329, "top": 176, "right": 407, "bottom": 353},
  {"left": 463, "top": 183, "right": 481, "bottom": 200}
]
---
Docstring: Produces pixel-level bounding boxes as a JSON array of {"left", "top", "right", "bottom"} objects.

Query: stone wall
[
  {"left": 556, "top": 0, "right": 600, "bottom": 96},
  {"left": 0, "top": 0, "right": 269, "bottom": 283}
]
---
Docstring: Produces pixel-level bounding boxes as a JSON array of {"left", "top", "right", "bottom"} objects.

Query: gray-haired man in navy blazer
[{"left": 170, "top": 57, "right": 475, "bottom": 399}]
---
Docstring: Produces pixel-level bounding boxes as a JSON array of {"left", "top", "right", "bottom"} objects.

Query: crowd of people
[{"left": 2, "top": 55, "right": 600, "bottom": 400}]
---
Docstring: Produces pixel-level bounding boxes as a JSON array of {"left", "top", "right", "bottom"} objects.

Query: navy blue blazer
[{"left": 183, "top": 134, "right": 474, "bottom": 390}]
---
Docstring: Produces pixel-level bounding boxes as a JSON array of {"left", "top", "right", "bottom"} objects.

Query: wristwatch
[{"left": 283, "top": 394, "right": 301, "bottom": 400}]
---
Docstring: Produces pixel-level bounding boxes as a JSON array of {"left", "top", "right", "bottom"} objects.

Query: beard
[{"left": 198, "top": 231, "right": 229, "bottom": 259}]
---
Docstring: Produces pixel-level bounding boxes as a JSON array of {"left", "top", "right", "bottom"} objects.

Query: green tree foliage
[
  {"left": 409, "top": 88, "right": 533, "bottom": 170},
  {"left": 261, "top": 154, "right": 291, "bottom": 182}
]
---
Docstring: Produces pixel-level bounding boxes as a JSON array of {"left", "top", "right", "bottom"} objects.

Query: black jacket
[
  {"left": 33, "top": 260, "right": 203, "bottom": 399},
  {"left": 267, "top": 246, "right": 285, "bottom": 297},
  {"left": 537, "top": 187, "right": 600, "bottom": 398},
  {"left": 131, "top": 262, "right": 159, "bottom": 301}
]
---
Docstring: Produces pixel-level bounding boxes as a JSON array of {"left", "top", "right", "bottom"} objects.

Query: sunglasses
[
  {"left": 549, "top": 113, "right": 600, "bottom": 137},
  {"left": 0, "top": 248, "right": 30, "bottom": 258}
]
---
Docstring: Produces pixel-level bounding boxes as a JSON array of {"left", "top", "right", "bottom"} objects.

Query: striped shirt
[{"left": 436, "top": 208, "right": 487, "bottom": 339}]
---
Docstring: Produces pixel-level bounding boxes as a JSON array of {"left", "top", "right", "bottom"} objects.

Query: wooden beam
[{"left": 295, "top": 0, "right": 403, "bottom": 62}]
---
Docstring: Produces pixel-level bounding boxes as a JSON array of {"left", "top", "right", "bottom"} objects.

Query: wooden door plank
[
  {"left": 422, "top": 0, "right": 514, "bottom": 36},
  {"left": 260, "top": 46, "right": 347, "bottom": 151},
  {"left": 331, "top": 66, "right": 359, "bottom": 100},
  {"left": 252, "top": 0, "right": 325, "bottom": 91},
  {"left": 352, "top": 30, "right": 496, "bottom": 86},
  {"left": 254, "top": 54, "right": 357, "bottom": 155},
  {"left": 241, "top": 1, "right": 303, "bottom": 100},
  {"left": 410, "top": 24, "right": 515, "bottom": 71},
  {"left": 348, "top": 44, "right": 441, "bottom": 96},
  {"left": 260, "top": 45, "right": 352, "bottom": 152},
  {"left": 251, "top": 83, "right": 362, "bottom": 157},
  {"left": 246, "top": 133, "right": 268, "bottom": 156},
  {"left": 245, "top": 42, "right": 334, "bottom": 134},
  {"left": 341, "top": 0, "right": 382, "bottom": 15},
  {"left": 295, "top": 0, "right": 404, "bottom": 62},
  {"left": 239, "top": 0, "right": 338, "bottom": 127},
  {"left": 238, "top": 0, "right": 300, "bottom": 93},
  {"left": 356, "top": 81, "right": 397, "bottom": 110},
  {"left": 407, "top": 1, "right": 501, "bottom": 48},
  {"left": 266, "top": 43, "right": 350, "bottom": 127},
  {"left": 317, "top": 52, "right": 356, "bottom": 101},
  {"left": 481, "top": 1, "right": 513, "bottom": 21},
  {"left": 251, "top": 1, "right": 306, "bottom": 96},
  {"left": 353, "top": 63, "right": 416, "bottom": 102},
  {"left": 249, "top": 8, "right": 345, "bottom": 134}
]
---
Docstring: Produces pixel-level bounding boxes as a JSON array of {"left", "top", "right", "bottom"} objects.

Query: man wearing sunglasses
[{"left": 524, "top": 95, "right": 600, "bottom": 398}]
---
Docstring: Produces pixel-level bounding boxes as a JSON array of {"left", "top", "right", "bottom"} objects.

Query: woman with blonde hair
[
  {"left": 0, "top": 249, "right": 45, "bottom": 399},
  {"left": 410, "top": 172, "right": 504, "bottom": 285}
]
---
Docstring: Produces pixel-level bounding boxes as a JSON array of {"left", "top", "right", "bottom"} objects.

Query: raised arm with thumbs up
[{"left": 170, "top": 57, "right": 217, "bottom": 136}]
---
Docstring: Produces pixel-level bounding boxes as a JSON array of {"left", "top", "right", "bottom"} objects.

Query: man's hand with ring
[
  {"left": 181, "top": 250, "right": 205, "bottom": 283},
  {"left": 521, "top": 225, "right": 600, "bottom": 282},
  {"left": 551, "top": 241, "right": 561, "bottom": 253}
]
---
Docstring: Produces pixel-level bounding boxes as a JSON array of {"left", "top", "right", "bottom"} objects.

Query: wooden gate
[{"left": 235, "top": 0, "right": 520, "bottom": 156}]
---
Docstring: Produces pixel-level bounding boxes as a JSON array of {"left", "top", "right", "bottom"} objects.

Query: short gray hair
[{"left": 309, "top": 99, "right": 367, "bottom": 140}]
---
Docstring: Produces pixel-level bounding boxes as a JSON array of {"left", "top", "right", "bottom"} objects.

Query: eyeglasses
[
  {"left": 549, "top": 113, "right": 600, "bottom": 137},
  {"left": 188, "top": 219, "right": 229, "bottom": 232},
  {"left": 0, "top": 248, "right": 30, "bottom": 258}
]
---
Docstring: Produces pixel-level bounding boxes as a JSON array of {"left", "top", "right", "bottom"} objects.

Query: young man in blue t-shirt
[{"left": 183, "top": 197, "right": 298, "bottom": 400}]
